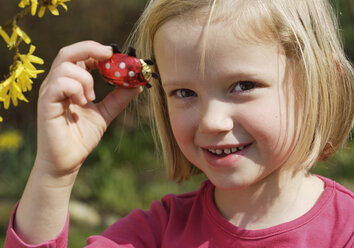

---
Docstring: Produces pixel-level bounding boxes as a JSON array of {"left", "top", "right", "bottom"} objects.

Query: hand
[
  {"left": 12, "top": 41, "right": 143, "bottom": 245},
  {"left": 35, "top": 40, "right": 142, "bottom": 178}
]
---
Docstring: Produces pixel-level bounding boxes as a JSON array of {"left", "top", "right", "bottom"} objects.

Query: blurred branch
[
  {"left": 2, "top": 6, "right": 31, "bottom": 30},
  {"left": 0, "top": 0, "right": 70, "bottom": 122}
]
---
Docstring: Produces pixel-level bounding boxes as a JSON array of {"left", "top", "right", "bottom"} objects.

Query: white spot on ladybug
[
  {"left": 123, "top": 83, "right": 130, "bottom": 87},
  {"left": 128, "top": 71, "right": 135, "bottom": 77},
  {"left": 119, "top": 62, "right": 126, "bottom": 69},
  {"left": 115, "top": 71, "right": 120, "bottom": 77},
  {"left": 105, "top": 63, "right": 111, "bottom": 69}
]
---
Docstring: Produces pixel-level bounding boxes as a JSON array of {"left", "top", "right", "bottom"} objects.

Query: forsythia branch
[{"left": 0, "top": 0, "right": 70, "bottom": 122}]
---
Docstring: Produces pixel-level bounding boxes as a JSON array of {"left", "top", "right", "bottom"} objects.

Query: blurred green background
[{"left": 0, "top": 0, "right": 353, "bottom": 246}]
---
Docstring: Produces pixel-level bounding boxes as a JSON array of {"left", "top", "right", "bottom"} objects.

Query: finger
[
  {"left": 44, "top": 76, "right": 88, "bottom": 107},
  {"left": 96, "top": 86, "right": 143, "bottom": 125},
  {"left": 53, "top": 40, "right": 112, "bottom": 67},
  {"left": 77, "top": 58, "right": 100, "bottom": 71},
  {"left": 76, "top": 61, "right": 86, "bottom": 69},
  {"left": 51, "top": 62, "right": 96, "bottom": 102}
]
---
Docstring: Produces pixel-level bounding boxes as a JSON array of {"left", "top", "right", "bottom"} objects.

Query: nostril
[
  {"left": 198, "top": 117, "right": 234, "bottom": 134},
  {"left": 198, "top": 101, "right": 234, "bottom": 134}
]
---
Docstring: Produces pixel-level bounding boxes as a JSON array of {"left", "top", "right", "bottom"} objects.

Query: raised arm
[{"left": 12, "top": 41, "right": 143, "bottom": 245}]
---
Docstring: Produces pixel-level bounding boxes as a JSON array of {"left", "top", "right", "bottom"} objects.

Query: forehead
[
  {"left": 153, "top": 16, "right": 286, "bottom": 84},
  {"left": 153, "top": 0, "right": 278, "bottom": 45}
]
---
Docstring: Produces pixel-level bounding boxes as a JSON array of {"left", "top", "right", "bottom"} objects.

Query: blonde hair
[{"left": 127, "top": 0, "right": 354, "bottom": 182}]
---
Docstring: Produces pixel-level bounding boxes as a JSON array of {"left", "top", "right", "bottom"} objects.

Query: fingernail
[
  {"left": 103, "top": 46, "right": 113, "bottom": 56},
  {"left": 89, "top": 90, "right": 96, "bottom": 101},
  {"left": 81, "top": 95, "right": 88, "bottom": 105}
]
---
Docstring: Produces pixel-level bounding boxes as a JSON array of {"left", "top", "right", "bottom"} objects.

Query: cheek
[
  {"left": 168, "top": 107, "right": 196, "bottom": 147},
  {"left": 243, "top": 98, "right": 295, "bottom": 161}
]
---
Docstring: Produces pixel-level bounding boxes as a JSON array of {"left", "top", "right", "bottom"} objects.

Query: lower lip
[{"left": 202, "top": 144, "right": 252, "bottom": 169}]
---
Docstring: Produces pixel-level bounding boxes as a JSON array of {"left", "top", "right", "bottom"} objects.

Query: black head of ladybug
[{"left": 126, "top": 45, "right": 160, "bottom": 84}]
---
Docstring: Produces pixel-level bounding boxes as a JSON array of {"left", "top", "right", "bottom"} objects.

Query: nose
[{"left": 198, "top": 99, "right": 234, "bottom": 134}]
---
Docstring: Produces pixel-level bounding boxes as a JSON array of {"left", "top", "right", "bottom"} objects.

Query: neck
[{"left": 213, "top": 169, "right": 324, "bottom": 230}]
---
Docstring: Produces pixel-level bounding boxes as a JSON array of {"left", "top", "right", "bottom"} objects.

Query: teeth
[
  {"left": 216, "top": 149, "right": 223, "bottom": 155},
  {"left": 208, "top": 145, "right": 247, "bottom": 155}
]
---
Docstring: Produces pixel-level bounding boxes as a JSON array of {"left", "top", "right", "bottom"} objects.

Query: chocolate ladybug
[{"left": 98, "top": 44, "right": 159, "bottom": 88}]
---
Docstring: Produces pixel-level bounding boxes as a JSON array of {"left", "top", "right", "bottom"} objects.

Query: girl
[{"left": 5, "top": 0, "right": 354, "bottom": 247}]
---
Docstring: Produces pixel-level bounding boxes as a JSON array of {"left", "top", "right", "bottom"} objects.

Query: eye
[
  {"left": 232, "top": 81, "right": 256, "bottom": 92},
  {"left": 174, "top": 89, "right": 197, "bottom": 98}
]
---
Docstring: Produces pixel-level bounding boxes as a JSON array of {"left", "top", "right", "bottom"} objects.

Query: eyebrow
[
  {"left": 161, "top": 80, "right": 193, "bottom": 87},
  {"left": 161, "top": 71, "right": 264, "bottom": 87}
]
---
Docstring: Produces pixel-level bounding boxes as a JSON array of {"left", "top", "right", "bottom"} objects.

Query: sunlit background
[{"left": 0, "top": 0, "right": 353, "bottom": 246}]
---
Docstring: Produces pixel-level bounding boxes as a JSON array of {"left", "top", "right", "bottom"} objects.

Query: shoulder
[
  {"left": 315, "top": 176, "right": 353, "bottom": 237},
  {"left": 318, "top": 175, "right": 353, "bottom": 209},
  {"left": 315, "top": 176, "right": 354, "bottom": 247}
]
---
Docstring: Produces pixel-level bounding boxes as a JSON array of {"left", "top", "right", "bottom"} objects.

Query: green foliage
[
  {"left": 73, "top": 122, "right": 206, "bottom": 216},
  {"left": 0, "top": 126, "right": 36, "bottom": 199},
  {"left": 332, "top": 0, "right": 354, "bottom": 60},
  {"left": 68, "top": 225, "right": 106, "bottom": 247},
  {"left": 312, "top": 141, "right": 354, "bottom": 190},
  {"left": 0, "top": 121, "right": 207, "bottom": 247}
]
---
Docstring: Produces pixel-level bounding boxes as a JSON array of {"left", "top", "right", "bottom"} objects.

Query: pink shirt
[{"left": 5, "top": 176, "right": 354, "bottom": 248}]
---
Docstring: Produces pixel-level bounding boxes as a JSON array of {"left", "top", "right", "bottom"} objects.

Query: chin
[{"left": 209, "top": 176, "right": 257, "bottom": 191}]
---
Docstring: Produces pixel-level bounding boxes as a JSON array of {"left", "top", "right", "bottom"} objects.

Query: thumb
[{"left": 96, "top": 86, "right": 143, "bottom": 125}]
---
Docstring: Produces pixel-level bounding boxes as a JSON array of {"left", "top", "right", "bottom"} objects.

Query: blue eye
[
  {"left": 233, "top": 81, "right": 256, "bottom": 92},
  {"left": 175, "top": 89, "right": 197, "bottom": 98}
]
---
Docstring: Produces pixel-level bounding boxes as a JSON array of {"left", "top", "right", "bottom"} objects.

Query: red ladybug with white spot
[{"left": 98, "top": 44, "right": 159, "bottom": 88}]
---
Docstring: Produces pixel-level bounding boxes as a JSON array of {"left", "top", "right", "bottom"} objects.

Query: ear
[
  {"left": 332, "top": 53, "right": 342, "bottom": 76},
  {"left": 110, "top": 43, "right": 121, "bottom": 53},
  {"left": 335, "top": 60, "right": 342, "bottom": 76}
]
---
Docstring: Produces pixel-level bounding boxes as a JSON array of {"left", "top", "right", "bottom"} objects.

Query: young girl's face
[{"left": 154, "top": 16, "right": 297, "bottom": 190}]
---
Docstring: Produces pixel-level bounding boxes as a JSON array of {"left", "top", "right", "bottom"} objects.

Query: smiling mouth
[{"left": 207, "top": 143, "right": 251, "bottom": 157}]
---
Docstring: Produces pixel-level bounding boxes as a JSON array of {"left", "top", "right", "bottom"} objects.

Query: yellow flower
[
  {"left": 18, "top": 0, "right": 38, "bottom": 16},
  {"left": 0, "top": 130, "right": 23, "bottom": 150},
  {"left": 0, "top": 25, "right": 31, "bottom": 49},
  {"left": 18, "top": 45, "right": 44, "bottom": 91},
  {"left": 19, "top": 45, "right": 44, "bottom": 74},
  {"left": 12, "top": 25, "right": 31, "bottom": 45},
  {"left": 0, "top": 67, "right": 28, "bottom": 109},
  {"left": 39, "top": 0, "right": 70, "bottom": 17},
  {"left": 18, "top": 0, "right": 30, "bottom": 8},
  {"left": 0, "top": 45, "right": 44, "bottom": 109},
  {"left": 0, "top": 26, "right": 11, "bottom": 46},
  {"left": 19, "top": 0, "right": 70, "bottom": 18}
]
